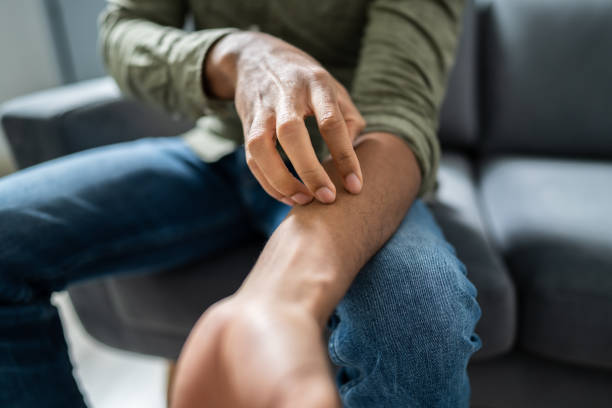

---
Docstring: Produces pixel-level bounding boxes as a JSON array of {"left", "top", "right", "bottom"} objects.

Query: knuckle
[
  {"left": 335, "top": 150, "right": 355, "bottom": 165},
  {"left": 336, "top": 86, "right": 352, "bottom": 101},
  {"left": 349, "top": 117, "right": 366, "bottom": 132},
  {"left": 356, "top": 115, "right": 366, "bottom": 129},
  {"left": 318, "top": 113, "right": 344, "bottom": 134},
  {"left": 245, "top": 133, "right": 266, "bottom": 152},
  {"left": 277, "top": 117, "right": 303, "bottom": 136},
  {"left": 336, "top": 81, "right": 349, "bottom": 94},
  {"left": 299, "top": 167, "right": 325, "bottom": 185},
  {"left": 309, "top": 67, "right": 331, "bottom": 83},
  {"left": 272, "top": 174, "right": 297, "bottom": 192}
]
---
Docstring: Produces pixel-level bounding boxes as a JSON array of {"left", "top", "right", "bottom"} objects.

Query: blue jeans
[{"left": 0, "top": 137, "right": 481, "bottom": 407}]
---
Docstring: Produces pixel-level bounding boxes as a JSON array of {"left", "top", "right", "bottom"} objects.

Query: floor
[{"left": 53, "top": 292, "right": 168, "bottom": 408}]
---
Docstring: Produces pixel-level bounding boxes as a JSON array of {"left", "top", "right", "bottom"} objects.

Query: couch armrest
[{"left": 0, "top": 77, "right": 194, "bottom": 169}]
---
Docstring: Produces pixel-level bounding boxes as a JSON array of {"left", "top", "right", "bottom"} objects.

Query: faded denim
[{"left": 0, "top": 137, "right": 481, "bottom": 407}]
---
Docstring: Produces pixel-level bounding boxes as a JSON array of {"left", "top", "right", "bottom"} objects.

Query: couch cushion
[
  {"left": 481, "top": 0, "right": 612, "bottom": 157},
  {"left": 438, "top": 0, "right": 478, "bottom": 150},
  {"left": 431, "top": 153, "right": 516, "bottom": 360},
  {"left": 470, "top": 351, "right": 612, "bottom": 408},
  {"left": 1, "top": 77, "right": 194, "bottom": 169},
  {"left": 68, "top": 241, "right": 263, "bottom": 359},
  {"left": 479, "top": 157, "right": 612, "bottom": 369}
]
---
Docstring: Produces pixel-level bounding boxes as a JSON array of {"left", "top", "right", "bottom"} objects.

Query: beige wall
[{"left": 0, "top": 1, "right": 63, "bottom": 176}]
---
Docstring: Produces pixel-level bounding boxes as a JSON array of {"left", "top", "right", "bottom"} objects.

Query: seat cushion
[
  {"left": 481, "top": 0, "right": 612, "bottom": 157},
  {"left": 68, "top": 241, "right": 263, "bottom": 359},
  {"left": 479, "top": 157, "right": 612, "bottom": 369},
  {"left": 1, "top": 77, "right": 194, "bottom": 169},
  {"left": 470, "top": 351, "right": 612, "bottom": 408},
  {"left": 431, "top": 153, "right": 516, "bottom": 360},
  {"left": 438, "top": 0, "right": 478, "bottom": 149}
]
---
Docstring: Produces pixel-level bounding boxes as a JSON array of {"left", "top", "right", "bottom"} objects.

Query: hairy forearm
[{"left": 239, "top": 132, "right": 421, "bottom": 327}]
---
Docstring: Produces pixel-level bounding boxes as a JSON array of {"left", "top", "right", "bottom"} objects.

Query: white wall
[
  {"left": 56, "top": 0, "right": 107, "bottom": 82},
  {"left": 0, "top": 1, "right": 63, "bottom": 176}
]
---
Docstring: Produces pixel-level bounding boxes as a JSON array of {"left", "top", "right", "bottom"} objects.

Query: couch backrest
[
  {"left": 438, "top": 0, "right": 479, "bottom": 150},
  {"left": 481, "top": 0, "right": 612, "bottom": 158}
]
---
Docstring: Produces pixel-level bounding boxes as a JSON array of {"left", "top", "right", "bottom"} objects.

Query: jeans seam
[{"left": 329, "top": 327, "right": 369, "bottom": 396}]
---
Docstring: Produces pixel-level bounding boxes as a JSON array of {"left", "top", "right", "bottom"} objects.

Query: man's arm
[
  {"left": 99, "top": 0, "right": 237, "bottom": 119},
  {"left": 171, "top": 0, "right": 466, "bottom": 406},
  {"left": 240, "top": 132, "right": 420, "bottom": 327},
  {"left": 352, "top": 0, "right": 465, "bottom": 196},
  {"left": 171, "top": 131, "right": 420, "bottom": 408},
  {"left": 168, "top": 1, "right": 464, "bottom": 406}
]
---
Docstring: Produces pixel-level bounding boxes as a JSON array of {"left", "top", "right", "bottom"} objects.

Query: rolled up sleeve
[
  {"left": 351, "top": 0, "right": 465, "bottom": 196},
  {"left": 99, "top": 0, "right": 237, "bottom": 120}
]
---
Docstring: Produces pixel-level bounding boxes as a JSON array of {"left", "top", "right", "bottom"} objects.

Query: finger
[
  {"left": 275, "top": 105, "right": 337, "bottom": 204},
  {"left": 246, "top": 152, "right": 295, "bottom": 206},
  {"left": 240, "top": 110, "right": 294, "bottom": 205},
  {"left": 244, "top": 114, "right": 285, "bottom": 202},
  {"left": 337, "top": 90, "right": 366, "bottom": 142},
  {"left": 246, "top": 113, "right": 314, "bottom": 205},
  {"left": 310, "top": 85, "right": 363, "bottom": 195}
]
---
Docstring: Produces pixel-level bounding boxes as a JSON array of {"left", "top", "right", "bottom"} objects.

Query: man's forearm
[{"left": 239, "top": 132, "right": 422, "bottom": 327}]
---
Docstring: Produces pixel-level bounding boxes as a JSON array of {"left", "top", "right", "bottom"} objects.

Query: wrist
[
  {"left": 204, "top": 31, "right": 255, "bottom": 99},
  {"left": 238, "top": 217, "right": 346, "bottom": 330}
]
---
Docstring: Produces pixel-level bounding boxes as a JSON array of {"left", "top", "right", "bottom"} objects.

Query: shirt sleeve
[
  {"left": 99, "top": 0, "right": 238, "bottom": 120},
  {"left": 351, "top": 0, "right": 465, "bottom": 196}
]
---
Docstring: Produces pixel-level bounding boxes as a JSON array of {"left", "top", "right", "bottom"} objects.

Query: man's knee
[
  {"left": 0, "top": 201, "right": 64, "bottom": 302},
  {"left": 330, "top": 236, "right": 481, "bottom": 373}
]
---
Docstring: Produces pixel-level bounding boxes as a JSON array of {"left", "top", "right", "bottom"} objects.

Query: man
[{"left": 0, "top": 0, "right": 481, "bottom": 407}]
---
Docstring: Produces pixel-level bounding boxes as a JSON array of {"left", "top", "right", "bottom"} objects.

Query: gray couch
[{"left": 2, "top": 0, "right": 611, "bottom": 406}]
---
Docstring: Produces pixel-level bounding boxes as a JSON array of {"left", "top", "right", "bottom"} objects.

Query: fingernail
[
  {"left": 315, "top": 187, "right": 335, "bottom": 203},
  {"left": 345, "top": 172, "right": 362, "bottom": 194},
  {"left": 291, "top": 193, "right": 313, "bottom": 205},
  {"left": 281, "top": 198, "right": 295, "bottom": 206}
]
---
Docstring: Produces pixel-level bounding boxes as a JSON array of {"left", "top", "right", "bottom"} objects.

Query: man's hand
[
  {"left": 170, "top": 298, "right": 340, "bottom": 408},
  {"left": 206, "top": 32, "right": 365, "bottom": 205}
]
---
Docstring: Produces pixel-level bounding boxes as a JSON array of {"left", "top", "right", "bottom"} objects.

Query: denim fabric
[
  {"left": 329, "top": 202, "right": 482, "bottom": 407},
  {"left": 0, "top": 137, "right": 480, "bottom": 407}
]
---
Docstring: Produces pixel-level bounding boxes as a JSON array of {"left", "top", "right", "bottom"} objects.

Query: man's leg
[
  {"left": 235, "top": 156, "right": 481, "bottom": 406},
  {"left": 327, "top": 200, "right": 482, "bottom": 408},
  {"left": 0, "top": 138, "right": 255, "bottom": 407}
]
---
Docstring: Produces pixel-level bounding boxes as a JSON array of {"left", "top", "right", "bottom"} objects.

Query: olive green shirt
[{"left": 100, "top": 0, "right": 465, "bottom": 196}]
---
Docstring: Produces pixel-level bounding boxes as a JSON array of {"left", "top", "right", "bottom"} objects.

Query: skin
[
  {"left": 204, "top": 32, "right": 366, "bottom": 205},
  {"left": 171, "top": 31, "right": 421, "bottom": 408}
]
